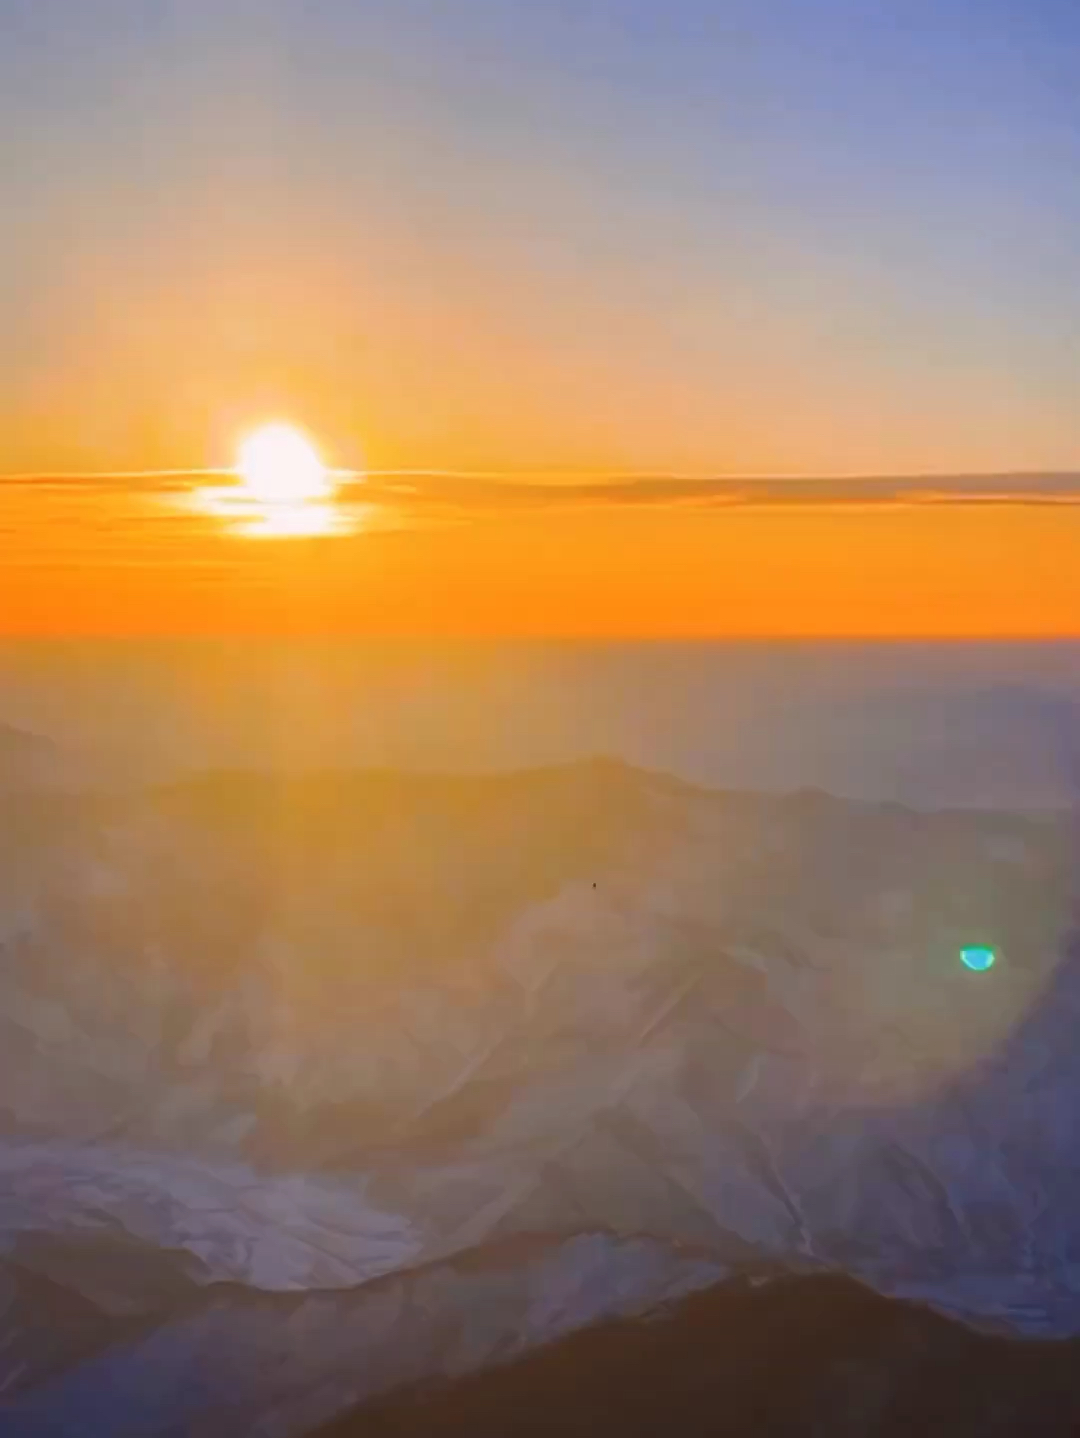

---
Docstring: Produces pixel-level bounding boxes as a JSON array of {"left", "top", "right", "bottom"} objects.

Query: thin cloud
[
  {"left": 0, "top": 470, "right": 230, "bottom": 494},
  {"left": 337, "top": 470, "right": 1080, "bottom": 517},
  {"left": 4, "top": 469, "right": 1080, "bottom": 531}
]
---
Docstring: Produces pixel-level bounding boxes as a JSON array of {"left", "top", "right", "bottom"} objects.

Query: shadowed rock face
[
  {"left": 0, "top": 1233, "right": 728, "bottom": 1436},
  {"left": 315, "top": 1273, "right": 1080, "bottom": 1438},
  {"left": 3, "top": 759, "right": 1080, "bottom": 1432},
  {"left": 0, "top": 1260, "right": 146, "bottom": 1401}
]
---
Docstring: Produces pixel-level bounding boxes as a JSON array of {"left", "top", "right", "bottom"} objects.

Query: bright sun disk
[{"left": 237, "top": 424, "right": 331, "bottom": 505}]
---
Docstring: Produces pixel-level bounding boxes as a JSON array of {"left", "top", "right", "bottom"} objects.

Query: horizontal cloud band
[{"left": 5, "top": 470, "right": 1080, "bottom": 523}]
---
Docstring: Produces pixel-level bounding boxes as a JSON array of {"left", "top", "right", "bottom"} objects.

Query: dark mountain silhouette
[{"left": 315, "top": 1271, "right": 1080, "bottom": 1438}]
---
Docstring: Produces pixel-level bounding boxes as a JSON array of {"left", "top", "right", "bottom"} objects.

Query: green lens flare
[{"left": 961, "top": 946, "right": 996, "bottom": 972}]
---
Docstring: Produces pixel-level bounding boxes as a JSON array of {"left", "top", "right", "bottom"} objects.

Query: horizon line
[{"left": 3, "top": 466, "right": 1080, "bottom": 484}]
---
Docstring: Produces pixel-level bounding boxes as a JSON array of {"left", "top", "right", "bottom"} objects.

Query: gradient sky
[{"left": 3, "top": 0, "right": 1080, "bottom": 635}]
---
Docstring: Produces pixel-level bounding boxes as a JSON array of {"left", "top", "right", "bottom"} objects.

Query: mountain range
[{"left": 2, "top": 732, "right": 1080, "bottom": 1432}]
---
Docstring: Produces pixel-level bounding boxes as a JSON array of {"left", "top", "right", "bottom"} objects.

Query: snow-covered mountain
[{"left": 2, "top": 756, "right": 1080, "bottom": 1432}]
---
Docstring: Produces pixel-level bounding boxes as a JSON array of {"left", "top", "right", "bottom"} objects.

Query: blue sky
[{"left": 1, "top": 0, "right": 1078, "bottom": 474}]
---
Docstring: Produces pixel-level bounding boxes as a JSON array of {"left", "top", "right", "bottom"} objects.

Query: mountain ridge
[{"left": 3, "top": 755, "right": 1080, "bottom": 1430}]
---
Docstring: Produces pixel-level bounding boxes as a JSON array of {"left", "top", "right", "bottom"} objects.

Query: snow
[{"left": 1, "top": 759, "right": 1079, "bottom": 1429}]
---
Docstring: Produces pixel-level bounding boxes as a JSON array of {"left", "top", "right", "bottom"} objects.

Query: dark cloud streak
[
  {"left": 4, "top": 470, "right": 1080, "bottom": 530},
  {"left": 338, "top": 470, "right": 1080, "bottom": 516}
]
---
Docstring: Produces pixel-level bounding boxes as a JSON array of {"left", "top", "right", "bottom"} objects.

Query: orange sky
[
  {"left": 3, "top": 472, "right": 1077, "bottom": 638},
  {"left": 4, "top": 4, "right": 1080, "bottom": 637}
]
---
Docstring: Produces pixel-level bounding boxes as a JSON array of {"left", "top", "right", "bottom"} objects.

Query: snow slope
[{"left": 2, "top": 758, "right": 1079, "bottom": 1431}]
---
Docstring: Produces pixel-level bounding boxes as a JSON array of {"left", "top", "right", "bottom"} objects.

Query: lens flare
[{"left": 961, "top": 945, "right": 996, "bottom": 972}]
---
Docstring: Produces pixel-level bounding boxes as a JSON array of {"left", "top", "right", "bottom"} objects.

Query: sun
[
  {"left": 236, "top": 424, "right": 331, "bottom": 505},
  {"left": 192, "top": 421, "right": 356, "bottom": 537}
]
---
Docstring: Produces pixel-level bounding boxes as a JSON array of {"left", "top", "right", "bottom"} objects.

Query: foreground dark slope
[{"left": 317, "top": 1272, "right": 1080, "bottom": 1438}]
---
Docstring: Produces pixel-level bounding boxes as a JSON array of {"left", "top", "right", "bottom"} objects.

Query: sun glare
[
  {"left": 237, "top": 424, "right": 330, "bottom": 505},
  {"left": 192, "top": 422, "right": 358, "bottom": 537}
]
